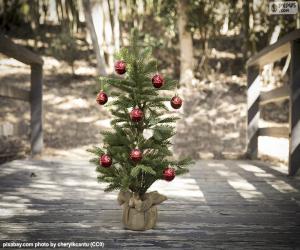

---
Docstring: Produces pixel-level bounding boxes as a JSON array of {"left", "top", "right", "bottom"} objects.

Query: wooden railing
[
  {"left": 0, "top": 34, "right": 43, "bottom": 155},
  {"left": 247, "top": 29, "right": 300, "bottom": 176}
]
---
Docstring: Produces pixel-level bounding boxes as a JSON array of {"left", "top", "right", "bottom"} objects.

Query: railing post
[
  {"left": 289, "top": 40, "right": 300, "bottom": 176},
  {"left": 247, "top": 65, "right": 260, "bottom": 159},
  {"left": 30, "top": 64, "right": 43, "bottom": 155}
]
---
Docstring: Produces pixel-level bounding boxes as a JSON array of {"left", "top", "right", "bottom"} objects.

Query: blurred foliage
[
  {"left": 0, "top": 0, "right": 299, "bottom": 77},
  {"left": 0, "top": 0, "right": 29, "bottom": 30},
  {"left": 50, "top": 30, "right": 78, "bottom": 75}
]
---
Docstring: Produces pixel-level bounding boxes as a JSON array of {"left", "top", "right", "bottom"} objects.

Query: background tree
[
  {"left": 177, "top": 0, "right": 194, "bottom": 85},
  {"left": 82, "top": 0, "right": 107, "bottom": 75},
  {"left": 0, "top": 0, "right": 299, "bottom": 80}
]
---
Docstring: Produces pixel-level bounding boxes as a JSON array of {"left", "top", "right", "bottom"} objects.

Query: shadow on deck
[{"left": 0, "top": 155, "right": 300, "bottom": 249}]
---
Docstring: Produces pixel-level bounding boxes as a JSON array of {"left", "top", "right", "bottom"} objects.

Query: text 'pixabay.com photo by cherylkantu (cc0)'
[{"left": 0, "top": 0, "right": 300, "bottom": 249}]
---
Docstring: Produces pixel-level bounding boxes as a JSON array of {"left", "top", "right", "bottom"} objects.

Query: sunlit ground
[
  {"left": 1, "top": 144, "right": 300, "bottom": 249},
  {"left": 259, "top": 136, "right": 289, "bottom": 162}
]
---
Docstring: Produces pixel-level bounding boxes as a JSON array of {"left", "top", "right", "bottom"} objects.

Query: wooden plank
[
  {"left": 0, "top": 84, "right": 29, "bottom": 101},
  {"left": 0, "top": 34, "right": 43, "bottom": 65},
  {"left": 247, "top": 43, "right": 290, "bottom": 67},
  {"left": 247, "top": 29, "right": 300, "bottom": 67},
  {"left": 259, "top": 127, "right": 289, "bottom": 138},
  {"left": 247, "top": 66, "right": 260, "bottom": 158},
  {"left": 289, "top": 40, "right": 300, "bottom": 176},
  {"left": 30, "top": 64, "right": 43, "bottom": 155},
  {"left": 260, "top": 85, "right": 289, "bottom": 105},
  {"left": 0, "top": 159, "right": 300, "bottom": 248}
]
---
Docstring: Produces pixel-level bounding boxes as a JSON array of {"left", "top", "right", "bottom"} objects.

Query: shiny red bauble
[
  {"left": 152, "top": 74, "right": 164, "bottom": 88},
  {"left": 170, "top": 96, "right": 183, "bottom": 109},
  {"left": 114, "top": 60, "right": 126, "bottom": 74},
  {"left": 100, "top": 154, "right": 112, "bottom": 168},
  {"left": 163, "top": 167, "right": 176, "bottom": 181},
  {"left": 96, "top": 91, "right": 108, "bottom": 105},
  {"left": 130, "top": 149, "right": 143, "bottom": 162},
  {"left": 130, "top": 108, "right": 143, "bottom": 122}
]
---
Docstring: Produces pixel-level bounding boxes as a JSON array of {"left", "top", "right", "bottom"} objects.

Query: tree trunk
[
  {"left": 49, "top": 0, "right": 59, "bottom": 24},
  {"left": 30, "top": 1, "right": 40, "bottom": 50},
  {"left": 113, "top": 0, "right": 120, "bottom": 51},
  {"left": 243, "top": 0, "right": 250, "bottom": 60},
  {"left": 103, "top": 0, "right": 114, "bottom": 71},
  {"left": 177, "top": 0, "right": 194, "bottom": 85},
  {"left": 78, "top": 0, "right": 85, "bottom": 23},
  {"left": 82, "top": 0, "right": 107, "bottom": 75}
]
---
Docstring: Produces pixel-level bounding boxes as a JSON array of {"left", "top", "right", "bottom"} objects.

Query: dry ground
[
  {"left": 0, "top": 56, "right": 111, "bottom": 158},
  {"left": 0, "top": 54, "right": 289, "bottom": 164}
]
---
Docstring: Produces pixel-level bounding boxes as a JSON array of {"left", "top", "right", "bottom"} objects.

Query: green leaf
[
  {"left": 89, "top": 157, "right": 99, "bottom": 165},
  {"left": 131, "top": 165, "right": 141, "bottom": 177},
  {"left": 160, "top": 78, "right": 177, "bottom": 90},
  {"left": 131, "top": 164, "right": 156, "bottom": 177},
  {"left": 139, "top": 165, "right": 156, "bottom": 175},
  {"left": 87, "top": 146, "right": 105, "bottom": 156},
  {"left": 140, "top": 47, "right": 152, "bottom": 61},
  {"left": 104, "top": 183, "right": 121, "bottom": 192},
  {"left": 158, "top": 117, "right": 179, "bottom": 124},
  {"left": 153, "top": 130, "right": 162, "bottom": 141}
]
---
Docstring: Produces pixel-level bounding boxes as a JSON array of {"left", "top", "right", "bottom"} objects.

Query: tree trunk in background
[
  {"left": 177, "top": 0, "right": 194, "bottom": 85},
  {"left": 67, "top": 0, "right": 79, "bottom": 33},
  {"left": 113, "top": 0, "right": 120, "bottom": 51},
  {"left": 56, "top": 0, "right": 64, "bottom": 24},
  {"left": 49, "top": 0, "right": 59, "bottom": 24},
  {"left": 297, "top": 9, "right": 300, "bottom": 28},
  {"left": 78, "top": 0, "right": 85, "bottom": 23},
  {"left": 243, "top": 0, "right": 250, "bottom": 60},
  {"left": 91, "top": 1, "right": 105, "bottom": 60},
  {"left": 30, "top": 1, "right": 41, "bottom": 50},
  {"left": 82, "top": 0, "right": 107, "bottom": 75},
  {"left": 102, "top": 0, "right": 114, "bottom": 71}
]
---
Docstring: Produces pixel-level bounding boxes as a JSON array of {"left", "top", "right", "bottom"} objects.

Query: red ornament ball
[
  {"left": 114, "top": 60, "right": 126, "bottom": 74},
  {"left": 163, "top": 167, "right": 176, "bottom": 182},
  {"left": 170, "top": 96, "right": 183, "bottom": 109},
  {"left": 130, "top": 108, "right": 143, "bottom": 122},
  {"left": 100, "top": 154, "right": 112, "bottom": 168},
  {"left": 130, "top": 149, "right": 143, "bottom": 162},
  {"left": 152, "top": 74, "right": 164, "bottom": 88},
  {"left": 96, "top": 91, "right": 108, "bottom": 105}
]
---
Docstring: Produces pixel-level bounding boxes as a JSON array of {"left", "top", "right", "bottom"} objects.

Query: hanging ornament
[
  {"left": 130, "top": 149, "right": 143, "bottom": 162},
  {"left": 163, "top": 167, "right": 176, "bottom": 181},
  {"left": 130, "top": 108, "right": 143, "bottom": 122},
  {"left": 96, "top": 91, "right": 108, "bottom": 105},
  {"left": 170, "top": 96, "right": 183, "bottom": 109},
  {"left": 152, "top": 74, "right": 164, "bottom": 88},
  {"left": 100, "top": 154, "right": 112, "bottom": 168},
  {"left": 114, "top": 60, "right": 126, "bottom": 74}
]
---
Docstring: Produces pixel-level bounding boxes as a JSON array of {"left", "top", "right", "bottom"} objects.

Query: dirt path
[
  {"left": 1, "top": 54, "right": 284, "bottom": 162},
  {"left": 0, "top": 56, "right": 111, "bottom": 158}
]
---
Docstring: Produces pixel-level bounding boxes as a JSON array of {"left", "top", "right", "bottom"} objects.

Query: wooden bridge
[
  {"left": 1, "top": 31, "right": 300, "bottom": 249},
  {"left": 0, "top": 154, "right": 299, "bottom": 249},
  {"left": 247, "top": 29, "right": 300, "bottom": 176}
]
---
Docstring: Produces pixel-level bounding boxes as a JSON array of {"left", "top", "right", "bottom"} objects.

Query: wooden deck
[{"left": 1, "top": 154, "right": 300, "bottom": 249}]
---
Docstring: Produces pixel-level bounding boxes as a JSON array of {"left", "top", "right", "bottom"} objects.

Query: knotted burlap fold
[{"left": 118, "top": 191, "right": 167, "bottom": 230}]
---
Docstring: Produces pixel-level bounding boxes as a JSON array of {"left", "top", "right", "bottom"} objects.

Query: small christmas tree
[{"left": 88, "top": 31, "right": 191, "bottom": 227}]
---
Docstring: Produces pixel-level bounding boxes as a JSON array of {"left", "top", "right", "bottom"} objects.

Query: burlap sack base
[{"left": 118, "top": 191, "right": 167, "bottom": 231}]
